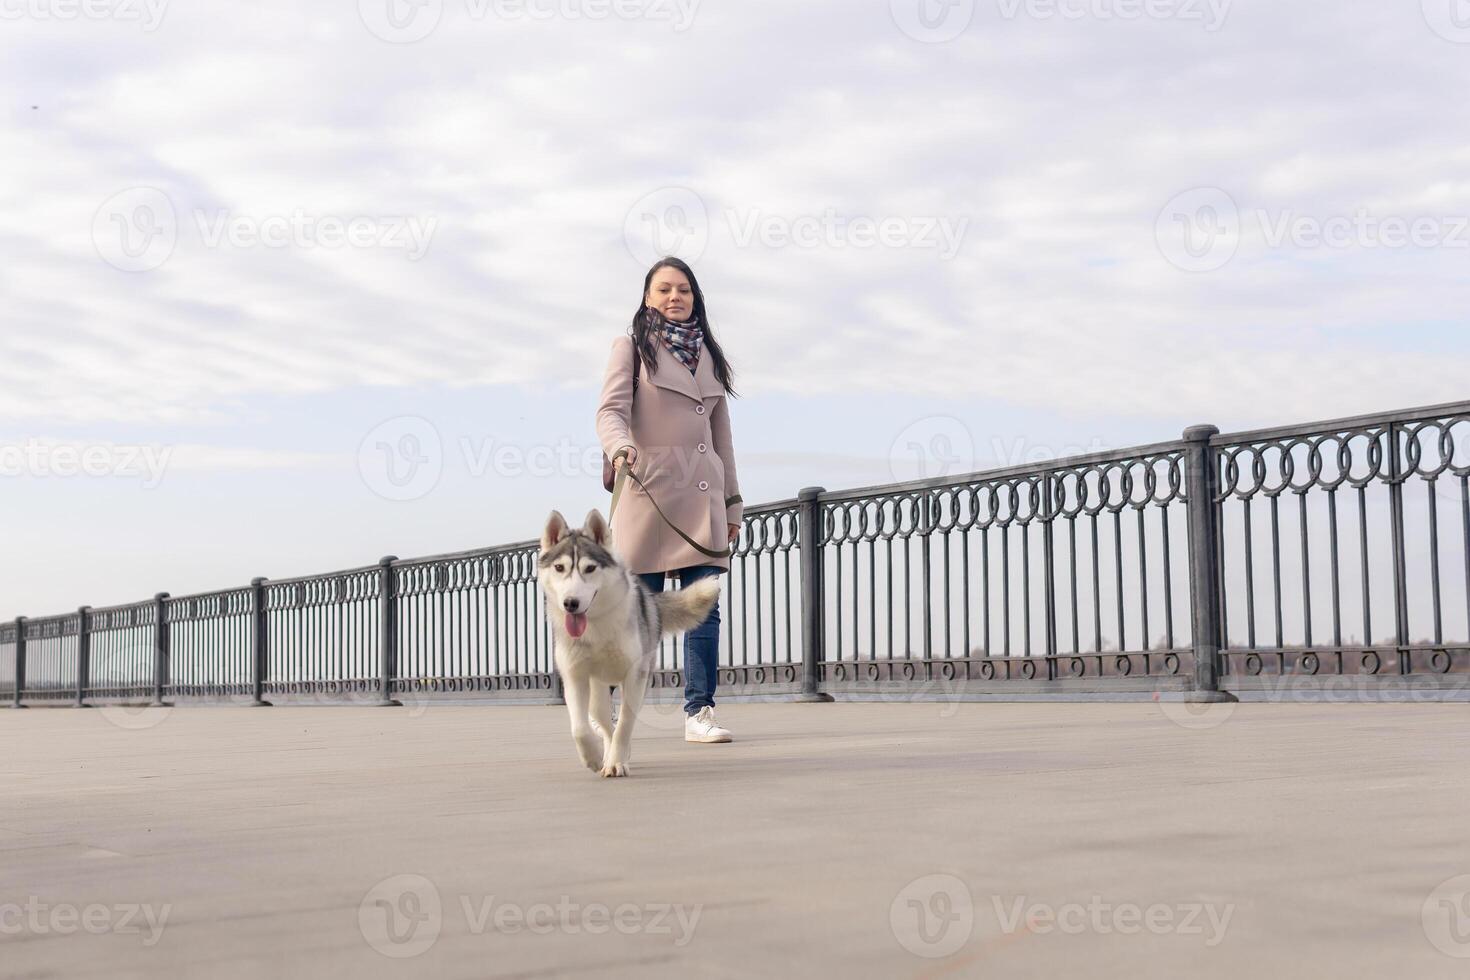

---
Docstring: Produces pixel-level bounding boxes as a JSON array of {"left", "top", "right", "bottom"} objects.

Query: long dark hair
[{"left": 630, "top": 257, "right": 737, "bottom": 397}]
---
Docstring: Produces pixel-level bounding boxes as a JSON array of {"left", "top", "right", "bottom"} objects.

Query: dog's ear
[
  {"left": 541, "top": 510, "right": 569, "bottom": 553},
  {"left": 583, "top": 508, "right": 611, "bottom": 547}
]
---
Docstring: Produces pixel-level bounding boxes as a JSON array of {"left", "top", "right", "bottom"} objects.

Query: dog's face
[{"left": 538, "top": 508, "right": 617, "bottom": 639}]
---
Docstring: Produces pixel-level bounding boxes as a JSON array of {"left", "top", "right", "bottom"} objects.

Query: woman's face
[{"left": 645, "top": 267, "right": 695, "bottom": 321}]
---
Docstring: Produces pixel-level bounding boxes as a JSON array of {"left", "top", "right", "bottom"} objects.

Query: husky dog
[{"left": 538, "top": 508, "right": 720, "bottom": 777}]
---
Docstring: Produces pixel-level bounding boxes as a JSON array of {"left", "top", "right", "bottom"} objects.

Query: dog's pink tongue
[{"left": 565, "top": 611, "right": 588, "bottom": 638}]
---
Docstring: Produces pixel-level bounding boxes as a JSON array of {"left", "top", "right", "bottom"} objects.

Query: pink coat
[{"left": 595, "top": 333, "right": 744, "bottom": 574}]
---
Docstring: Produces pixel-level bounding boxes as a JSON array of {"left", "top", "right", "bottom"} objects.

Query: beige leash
[{"left": 608, "top": 449, "right": 732, "bottom": 559}]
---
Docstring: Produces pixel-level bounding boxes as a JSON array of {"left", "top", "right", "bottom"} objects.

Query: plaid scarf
[{"left": 644, "top": 306, "right": 704, "bottom": 373}]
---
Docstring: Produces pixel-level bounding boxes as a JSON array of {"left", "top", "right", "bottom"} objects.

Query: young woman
[{"left": 595, "top": 257, "right": 743, "bottom": 743}]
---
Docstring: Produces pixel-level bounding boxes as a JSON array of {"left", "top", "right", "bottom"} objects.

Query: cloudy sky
[{"left": 2, "top": 0, "right": 1468, "bottom": 617}]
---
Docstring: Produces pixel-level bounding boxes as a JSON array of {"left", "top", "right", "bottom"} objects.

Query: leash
[{"left": 608, "top": 449, "right": 732, "bottom": 559}]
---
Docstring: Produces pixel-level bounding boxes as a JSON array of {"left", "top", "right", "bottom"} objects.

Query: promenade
[{"left": 3, "top": 701, "right": 1468, "bottom": 978}]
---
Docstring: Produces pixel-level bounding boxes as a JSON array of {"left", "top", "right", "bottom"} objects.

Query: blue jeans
[{"left": 637, "top": 565, "right": 722, "bottom": 716}]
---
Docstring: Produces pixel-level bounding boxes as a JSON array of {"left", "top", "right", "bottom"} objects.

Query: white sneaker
[{"left": 685, "top": 706, "right": 733, "bottom": 743}]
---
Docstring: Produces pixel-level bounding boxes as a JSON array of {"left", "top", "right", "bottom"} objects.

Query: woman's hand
[{"left": 727, "top": 523, "right": 740, "bottom": 545}]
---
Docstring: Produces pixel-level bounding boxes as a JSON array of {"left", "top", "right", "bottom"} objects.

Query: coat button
[
  {"left": 698, "top": 480, "right": 709, "bottom": 491},
  {"left": 697, "top": 442, "right": 707, "bottom": 453},
  {"left": 695, "top": 404, "right": 705, "bottom": 415}
]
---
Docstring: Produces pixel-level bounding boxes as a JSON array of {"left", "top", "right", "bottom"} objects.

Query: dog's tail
[{"left": 653, "top": 578, "right": 721, "bottom": 636}]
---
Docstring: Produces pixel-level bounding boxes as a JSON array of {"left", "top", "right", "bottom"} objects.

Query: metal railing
[{"left": 4, "top": 400, "right": 1467, "bottom": 707}]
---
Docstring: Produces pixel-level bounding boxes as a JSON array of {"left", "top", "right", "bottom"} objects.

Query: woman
[{"left": 595, "top": 257, "right": 743, "bottom": 744}]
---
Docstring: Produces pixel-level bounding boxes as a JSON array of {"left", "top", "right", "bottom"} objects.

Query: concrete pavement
[{"left": 3, "top": 699, "right": 1469, "bottom": 978}]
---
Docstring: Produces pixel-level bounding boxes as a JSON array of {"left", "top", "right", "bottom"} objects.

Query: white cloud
[{"left": 2, "top": 0, "right": 1468, "bottom": 612}]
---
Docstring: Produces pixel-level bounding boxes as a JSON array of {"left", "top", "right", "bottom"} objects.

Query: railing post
[
  {"left": 378, "top": 556, "right": 402, "bottom": 707},
  {"left": 1182, "top": 426, "right": 1235, "bottom": 702},
  {"left": 152, "top": 593, "right": 171, "bottom": 706},
  {"left": 1042, "top": 471, "right": 1058, "bottom": 661},
  {"left": 13, "top": 617, "right": 27, "bottom": 709},
  {"left": 250, "top": 578, "right": 272, "bottom": 707},
  {"left": 795, "top": 486, "right": 834, "bottom": 703},
  {"left": 76, "top": 607, "right": 92, "bottom": 708},
  {"left": 1386, "top": 423, "right": 1411, "bottom": 670}
]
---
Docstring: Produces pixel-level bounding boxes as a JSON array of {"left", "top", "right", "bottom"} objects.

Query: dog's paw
[
  {"left": 597, "top": 762, "right": 629, "bottom": 778},
  {"left": 575, "top": 734, "right": 603, "bottom": 771}
]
